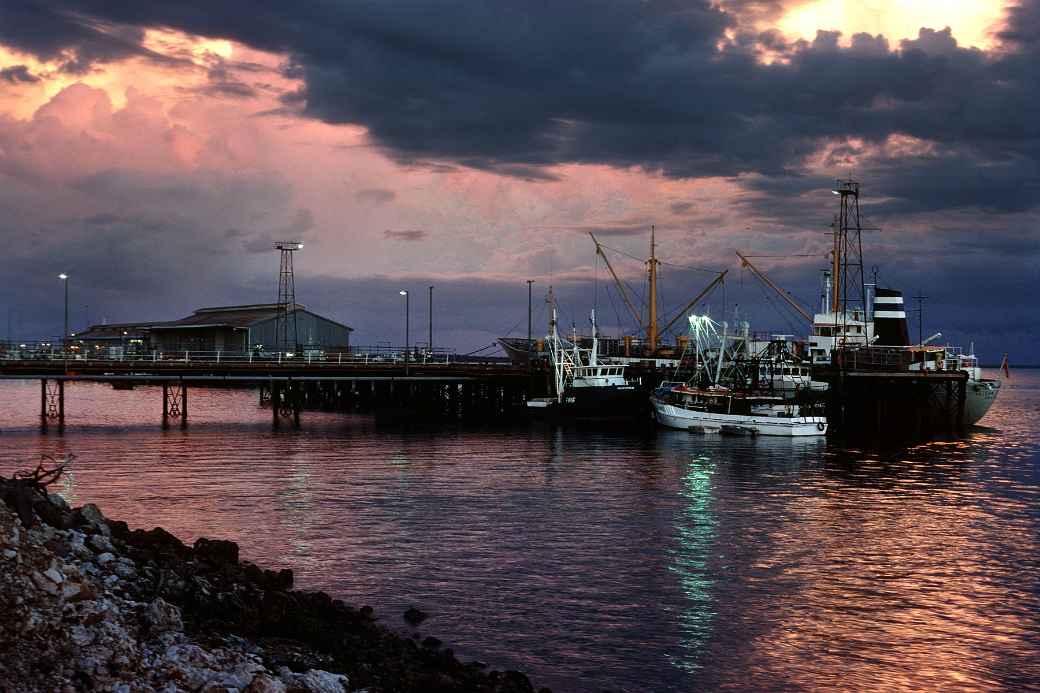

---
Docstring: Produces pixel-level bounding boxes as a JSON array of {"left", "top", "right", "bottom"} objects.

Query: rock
[
  {"left": 422, "top": 636, "right": 442, "bottom": 650},
  {"left": 96, "top": 552, "right": 115, "bottom": 565},
  {"left": 70, "top": 624, "right": 95, "bottom": 647},
  {"left": 114, "top": 561, "right": 136, "bottom": 578},
  {"left": 2, "top": 549, "right": 15, "bottom": 560},
  {"left": 33, "top": 497, "right": 69, "bottom": 528},
  {"left": 277, "top": 668, "right": 349, "bottom": 693},
  {"left": 43, "top": 567, "right": 64, "bottom": 584},
  {"left": 403, "top": 607, "right": 428, "bottom": 626},
  {"left": 31, "top": 569, "right": 60, "bottom": 596},
  {"left": 194, "top": 537, "right": 239, "bottom": 566},
  {"left": 146, "top": 598, "right": 184, "bottom": 633},
  {"left": 76, "top": 504, "right": 111, "bottom": 536},
  {"left": 263, "top": 568, "right": 293, "bottom": 591},
  {"left": 245, "top": 674, "right": 288, "bottom": 693},
  {"left": 47, "top": 493, "right": 70, "bottom": 510},
  {"left": 89, "top": 533, "right": 115, "bottom": 553}
]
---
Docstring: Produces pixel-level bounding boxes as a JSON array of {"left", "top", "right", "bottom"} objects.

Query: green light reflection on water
[{"left": 666, "top": 454, "right": 719, "bottom": 674}]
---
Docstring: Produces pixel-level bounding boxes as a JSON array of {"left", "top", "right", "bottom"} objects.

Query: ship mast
[
  {"left": 590, "top": 228, "right": 724, "bottom": 355},
  {"left": 647, "top": 225, "right": 659, "bottom": 354}
]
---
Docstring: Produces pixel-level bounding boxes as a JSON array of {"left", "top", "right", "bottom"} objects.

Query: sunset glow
[{"left": 777, "top": 0, "right": 1006, "bottom": 48}]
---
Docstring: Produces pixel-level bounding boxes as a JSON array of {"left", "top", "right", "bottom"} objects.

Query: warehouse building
[{"left": 73, "top": 304, "right": 352, "bottom": 355}]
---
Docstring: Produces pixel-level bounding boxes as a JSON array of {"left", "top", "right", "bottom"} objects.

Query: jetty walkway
[{"left": 0, "top": 350, "right": 532, "bottom": 430}]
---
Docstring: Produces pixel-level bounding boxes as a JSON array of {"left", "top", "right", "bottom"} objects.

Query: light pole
[
  {"left": 526, "top": 279, "right": 534, "bottom": 353},
  {"left": 428, "top": 285, "right": 434, "bottom": 354},
  {"left": 399, "top": 290, "right": 409, "bottom": 373},
  {"left": 59, "top": 273, "right": 69, "bottom": 351}
]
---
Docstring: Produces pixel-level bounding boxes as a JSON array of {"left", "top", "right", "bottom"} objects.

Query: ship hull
[
  {"left": 964, "top": 378, "right": 1000, "bottom": 426},
  {"left": 651, "top": 398, "right": 828, "bottom": 436},
  {"left": 527, "top": 385, "right": 648, "bottom": 421},
  {"left": 567, "top": 384, "right": 647, "bottom": 419}
]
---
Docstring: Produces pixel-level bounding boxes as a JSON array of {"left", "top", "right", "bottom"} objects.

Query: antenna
[
  {"left": 274, "top": 241, "right": 303, "bottom": 353},
  {"left": 913, "top": 290, "right": 927, "bottom": 349}
]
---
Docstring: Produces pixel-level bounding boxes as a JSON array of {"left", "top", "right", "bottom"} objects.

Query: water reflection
[
  {"left": 0, "top": 373, "right": 1037, "bottom": 692},
  {"left": 667, "top": 456, "right": 717, "bottom": 674}
]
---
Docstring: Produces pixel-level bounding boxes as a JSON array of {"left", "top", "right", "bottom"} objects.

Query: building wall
[
  {"left": 249, "top": 311, "right": 350, "bottom": 351},
  {"left": 151, "top": 327, "right": 246, "bottom": 353}
]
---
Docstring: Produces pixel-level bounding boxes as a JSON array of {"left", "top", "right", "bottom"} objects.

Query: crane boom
[
  {"left": 736, "top": 251, "right": 813, "bottom": 323},
  {"left": 658, "top": 269, "right": 729, "bottom": 336},
  {"left": 590, "top": 232, "right": 644, "bottom": 330}
]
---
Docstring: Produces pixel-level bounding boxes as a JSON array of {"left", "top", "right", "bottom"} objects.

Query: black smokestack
[{"left": 873, "top": 288, "right": 909, "bottom": 346}]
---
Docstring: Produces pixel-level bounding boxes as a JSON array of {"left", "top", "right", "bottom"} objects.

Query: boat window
[{"left": 814, "top": 327, "right": 833, "bottom": 336}]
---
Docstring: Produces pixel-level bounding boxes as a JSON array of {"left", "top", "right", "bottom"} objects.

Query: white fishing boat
[
  {"left": 651, "top": 314, "right": 828, "bottom": 436},
  {"left": 651, "top": 385, "right": 828, "bottom": 436}
]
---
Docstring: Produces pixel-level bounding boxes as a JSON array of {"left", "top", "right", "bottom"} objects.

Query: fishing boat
[
  {"left": 650, "top": 314, "right": 828, "bottom": 436},
  {"left": 651, "top": 385, "right": 828, "bottom": 436},
  {"left": 527, "top": 303, "right": 646, "bottom": 420}
]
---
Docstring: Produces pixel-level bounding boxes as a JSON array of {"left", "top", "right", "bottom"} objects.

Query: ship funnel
[{"left": 873, "top": 287, "right": 909, "bottom": 346}]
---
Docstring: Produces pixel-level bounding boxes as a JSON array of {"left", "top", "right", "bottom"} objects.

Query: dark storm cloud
[
  {"left": 4, "top": 1, "right": 1039, "bottom": 200},
  {"left": 0, "top": 65, "right": 40, "bottom": 83}
]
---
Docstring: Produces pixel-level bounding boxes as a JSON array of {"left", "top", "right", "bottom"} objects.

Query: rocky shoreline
[{"left": 0, "top": 463, "right": 548, "bottom": 692}]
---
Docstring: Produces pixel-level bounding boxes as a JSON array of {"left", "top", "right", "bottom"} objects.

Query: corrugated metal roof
[
  {"left": 74, "top": 322, "right": 167, "bottom": 340},
  {"left": 74, "top": 304, "right": 352, "bottom": 335},
  {"left": 149, "top": 307, "right": 281, "bottom": 329}
]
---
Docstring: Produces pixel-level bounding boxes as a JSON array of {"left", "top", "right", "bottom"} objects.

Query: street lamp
[
  {"left": 428, "top": 285, "right": 434, "bottom": 354},
  {"left": 59, "top": 273, "right": 68, "bottom": 351},
  {"left": 399, "top": 290, "right": 409, "bottom": 372}
]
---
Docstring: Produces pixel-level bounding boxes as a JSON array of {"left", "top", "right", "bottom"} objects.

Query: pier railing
[{"left": 0, "top": 342, "right": 509, "bottom": 366}]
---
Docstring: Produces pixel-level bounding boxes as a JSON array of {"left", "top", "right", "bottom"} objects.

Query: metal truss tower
[
  {"left": 832, "top": 179, "right": 867, "bottom": 323},
  {"left": 274, "top": 241, "right": 303, "bottom": 353}
]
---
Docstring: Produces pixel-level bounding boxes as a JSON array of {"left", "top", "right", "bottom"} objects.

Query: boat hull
[
  {"left": 964, "top": 378, "right": 1000, "bottom": 426},
  {"left": 528, "top": 385, "right": 649, "bottom": 422},
  {"left": 651, "top": 398, "right": 828, "bottom": 436}
]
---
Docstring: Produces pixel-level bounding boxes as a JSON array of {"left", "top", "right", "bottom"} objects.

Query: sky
[{"left": 0, "top": 0, "right": 1037, "bottom": 361}]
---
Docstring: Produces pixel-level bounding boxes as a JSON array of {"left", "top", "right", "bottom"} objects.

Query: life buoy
[{"left": 816, "top": 422, "right": 826, "bottom": 431}]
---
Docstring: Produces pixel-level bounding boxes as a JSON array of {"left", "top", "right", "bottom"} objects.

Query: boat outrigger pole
[
  {"left": 736, "top": 251, "right": 813, "bottom": 323},
  {"left": 589, "top": 232, "right": 643, "bottom": 329},
  {"left": 656, "top": 270, "right": 729, "bottom": 336}
]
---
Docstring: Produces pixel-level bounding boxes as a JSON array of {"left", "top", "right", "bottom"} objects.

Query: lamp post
[
  {"left": 399, "top": 290, "right": 409, "bottom": 373},
  {"left": 59, "top": 273, "right": 69, "bottom": 352},
  {"left": 526, "top": 279, "right": 534, "bottom": 353},
  {"left": 428, "top": 285, "right": 434, "bottom": 355}
]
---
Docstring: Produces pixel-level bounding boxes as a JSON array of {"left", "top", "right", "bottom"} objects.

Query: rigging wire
[
  {"left": 739, "top": 254, "right": 822, "bottom": 259},
  {"left": 658, "top": 259, "right": 724, "bottom": 273}
]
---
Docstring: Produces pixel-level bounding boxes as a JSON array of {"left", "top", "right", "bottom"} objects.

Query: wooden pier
[{"left": 1, "top": 357, "right": 534, "bottom": 431}]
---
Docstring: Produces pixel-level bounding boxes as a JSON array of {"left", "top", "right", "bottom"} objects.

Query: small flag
[{"left": 1000, "top": 353, "right": 1010, "bottom": 378}]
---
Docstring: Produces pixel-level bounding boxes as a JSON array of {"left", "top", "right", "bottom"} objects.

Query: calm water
[{"left": 1, "top": 372, "right": 1038, "bottom": 692}]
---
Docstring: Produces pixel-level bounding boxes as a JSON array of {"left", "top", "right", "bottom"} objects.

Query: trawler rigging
[{"left": 589, "top": 227, "right": 727, "bottom": 357}]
